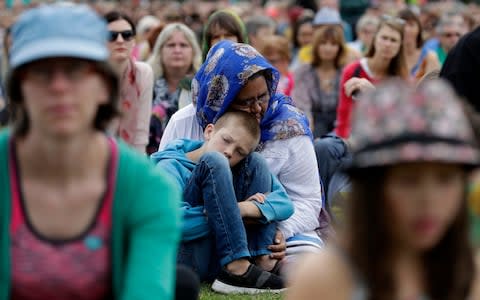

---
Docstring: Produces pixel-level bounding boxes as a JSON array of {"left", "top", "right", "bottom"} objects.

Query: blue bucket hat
[
  {"left": 9, "top": 3, "right": 109, "bottom": 69},
  {"left": 6, "top": 3, "right": 120, "bottom": 134}
]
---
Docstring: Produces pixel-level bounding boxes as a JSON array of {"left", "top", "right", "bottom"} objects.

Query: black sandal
[{"left": 211, "top": 264, "right": 285, "bottom": 294}]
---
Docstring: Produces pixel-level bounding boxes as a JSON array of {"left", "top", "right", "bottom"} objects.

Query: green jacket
[{"left": 0, "top": 130, "right": 181, "bottom": 299}]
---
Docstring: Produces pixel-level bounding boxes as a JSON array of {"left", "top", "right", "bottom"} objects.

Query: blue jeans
[
  {"left": 177, "top": 151, "right": 277, "bottom": 281},
  {"left": 314, "top": 134, "right": 352, "bottom": 204}
]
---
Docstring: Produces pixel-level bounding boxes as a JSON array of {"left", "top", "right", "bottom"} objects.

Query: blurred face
[
  {"left": 263, "top": 51, "right": 289, "bottom": 74},
  {"left": 439, "top": 24, "right": 462, "bottom": 53},
  {"left": 403, "top": 20, "right": 419, "bottom": 45},
  {"left": 203, "top": 121, "right": 258, "bottom": 167},
  {"left": 297, "top": 22, "right": 314, "bottom": 47},
  {"left": 209, "top": 24, "right": 239, "bottom": 47},
  {"left": 358, "top": 24, "right": 377, "bottom": 48},
  {"left": 161, "top": 30, "right": 194, "bottom": 73},
  {"left": 384, "top": 163, "right": 465, "bottom": 251},
  {"left": 20, "top": 58, "right": 109, "bottom": 138},
  {"left": 107, "top": 19, "right": 135, "bottom": 63},
  {"left": 451, "top": 14, "right": 469, "bottom": 35},
  {"left": 316, "top": 40, "right": 340, "bottom": 62},
  {"left": 373, "top": 24, "right": 402, "bottom": 60},
  {"left": 250, "top": 26, "right": 274, "bottom": 48},
  {"left": 230, "top": 76, "right": 269, "bottom": 123}
]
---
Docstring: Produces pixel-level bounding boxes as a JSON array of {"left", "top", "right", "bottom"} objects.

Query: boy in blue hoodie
[{"left": 152, "top": 111, "right": 293, "bottom": 294}]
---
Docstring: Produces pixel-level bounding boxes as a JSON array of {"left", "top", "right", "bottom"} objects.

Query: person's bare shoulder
[{"left": 285, "top": 247, "right": 354, "bottom": 300}]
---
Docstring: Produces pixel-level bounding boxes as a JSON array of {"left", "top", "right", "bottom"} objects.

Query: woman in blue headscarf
[{"left": 159, "top": 40, "right": 325, "bottom": 269}]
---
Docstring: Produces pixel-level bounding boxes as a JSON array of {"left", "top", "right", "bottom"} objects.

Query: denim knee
[
  {"left": 246, "top": 152, "right": 268, "bottom": 170},
  {"left": 199, "top": 152, "right": 230, "bottom": 173},
  {"left": 232, "top": 152, "right": 271, "bottom": 201}
]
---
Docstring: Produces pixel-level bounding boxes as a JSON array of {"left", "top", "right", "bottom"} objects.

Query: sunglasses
[{"left": 108, "top": 30, "right": 135, "bottom": 42}]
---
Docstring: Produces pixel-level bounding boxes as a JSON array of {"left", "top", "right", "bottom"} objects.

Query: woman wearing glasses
[
  {"left": 105, "top": 11, "right": 153, "bottom": 153},
  {"left": 335, "top": 16, "right": 408, "bottom": 139},
  {"left": 158, "top": 40, "right": 326, "bottom": 272},
  {"left": 1, "top": 4, "right": 180, "bottom": 299}
]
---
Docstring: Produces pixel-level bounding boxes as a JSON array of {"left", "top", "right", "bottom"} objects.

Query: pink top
[
  {"left": 277, "top": 72, "right": 294, "bottom": 96},
  {"left": 9, "top": 138, "right": 118, "bottom": 300}
]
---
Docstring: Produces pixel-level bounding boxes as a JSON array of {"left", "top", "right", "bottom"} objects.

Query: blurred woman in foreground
[{"left": 287, "top": 80, "right": 480, "bottom": 300}]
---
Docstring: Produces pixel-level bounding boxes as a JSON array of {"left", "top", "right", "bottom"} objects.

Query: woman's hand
[
  {"left": 268, "top": 230, "right": 286, "bottom": 260},
  {"left": 344, "top": 77, "right": 375, "bottom": 98}
]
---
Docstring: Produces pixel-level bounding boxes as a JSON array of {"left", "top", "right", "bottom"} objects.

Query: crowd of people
[{"left": 1, "top": 0, "right": 480, "bottom": 299}]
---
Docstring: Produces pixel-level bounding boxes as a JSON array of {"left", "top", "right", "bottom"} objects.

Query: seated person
[{"left": 152, "top": 111, "right": 294, "bottom": 294}]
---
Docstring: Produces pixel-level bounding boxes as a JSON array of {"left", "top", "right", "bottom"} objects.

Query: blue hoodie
[{"left": 151, "top": 138, "right": 294, "bottom": 242}]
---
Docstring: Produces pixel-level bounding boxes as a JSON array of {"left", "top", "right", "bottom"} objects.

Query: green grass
[{"left": 199, "top": 284, "right": 284, "bottom": 300}]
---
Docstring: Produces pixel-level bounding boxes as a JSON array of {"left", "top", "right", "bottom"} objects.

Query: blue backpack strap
[{"left": 352, "top": 63, "right": 363, "bottom": 78}]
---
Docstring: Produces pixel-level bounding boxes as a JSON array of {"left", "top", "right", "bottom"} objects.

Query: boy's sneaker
[{"left": 211, "top": 264, "right": 285, "bottom": 294}]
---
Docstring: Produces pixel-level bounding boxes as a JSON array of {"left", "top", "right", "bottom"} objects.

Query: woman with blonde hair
[
  {"left": 335, "top": 16, "right": 409, "bottom": 138},
  {"left": 146, "top": 22, "right": 202, "bottom": 154},
  {"left": 292, "top": 25, "right": 348, "bottom": 138}
]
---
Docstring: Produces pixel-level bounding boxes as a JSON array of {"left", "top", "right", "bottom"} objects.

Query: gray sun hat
[{"left": 348, "top": 79, "right": 480, "bottom": 169}]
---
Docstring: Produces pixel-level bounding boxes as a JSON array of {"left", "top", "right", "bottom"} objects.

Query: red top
[
  {"left": 277, "top": 72, "right": 295, "bottom": 97},
  {"left": 334, "top": 59, "right": 378, "bottom": 138},
  {"left": 9, "top": 138, "right": 118, "bottom": 300}
]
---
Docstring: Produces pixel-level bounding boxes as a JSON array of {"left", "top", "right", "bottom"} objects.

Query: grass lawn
[{"left": 199, "top": 284, "right": 284, "bottom": 300}]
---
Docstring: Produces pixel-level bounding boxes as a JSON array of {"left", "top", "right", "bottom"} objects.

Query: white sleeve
[
  {"left": 159, "top": 104, "right": 203, "bottom": 150},
  {"left": 131, "top": 62, "right": 153, "bottom": 152},
  {"left": 260, "top": 136, "right": 323, "bottom": 239}
]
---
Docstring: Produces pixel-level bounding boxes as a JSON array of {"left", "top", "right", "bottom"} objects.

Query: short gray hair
[
  {"left": 436, "top": 12, "right": 463, "bottom": 34},
  {"left": 356, "top": 14, "right": 380, "bottom": 34},
  {"left": 245, "top": 15, "right": 276, "bottom": 36}
]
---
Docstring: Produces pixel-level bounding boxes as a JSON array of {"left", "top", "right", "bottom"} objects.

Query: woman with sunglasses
[
  {"left": 335, "top": 16, "right": 408, "bottom": 139},
  {"left": 105, "top": 11, "right": 153, "bottom": 153},
  {"left": 287, "top": 79, "right": 480, "bottom": 300}
]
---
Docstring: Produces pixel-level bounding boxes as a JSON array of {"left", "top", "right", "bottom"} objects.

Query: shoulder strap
[
  {"left": 0, "top": 129, "right": 11, "bottom": 299},
  {"left": 352, "top": 63, "right": 363, "bottom": 78}
]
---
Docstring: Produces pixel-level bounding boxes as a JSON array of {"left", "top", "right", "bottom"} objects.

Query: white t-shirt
[{"left": 160, "top": 103, "right": 323, "bottom": 239}]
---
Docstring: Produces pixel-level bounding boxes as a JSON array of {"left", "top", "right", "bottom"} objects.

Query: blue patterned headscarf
[{"left": 193, "top": 40, "right": 312, "bottom": 143}]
